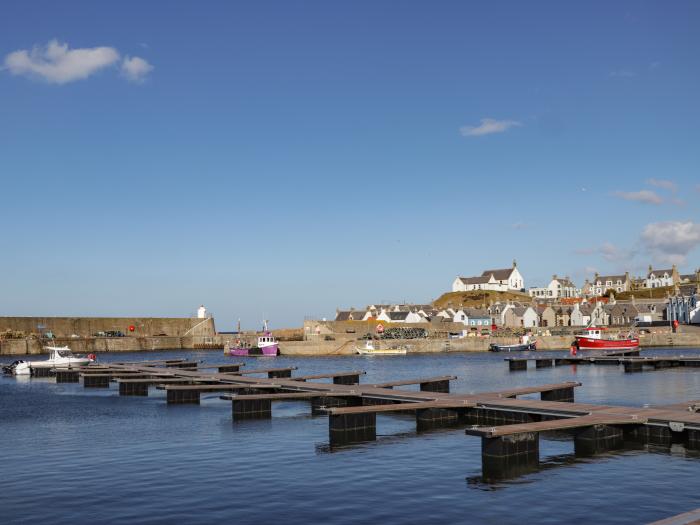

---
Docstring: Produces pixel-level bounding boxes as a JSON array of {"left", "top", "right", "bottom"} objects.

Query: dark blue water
[{"left": 3, "top": 348, "right": 700, "bottom": 524}]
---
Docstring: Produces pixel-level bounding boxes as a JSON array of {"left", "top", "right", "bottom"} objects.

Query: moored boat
[
  {"left": 574, "top": 327, "right": 639, "bottom": 351},
  {"left": 225, "top": 320, "right": 279, "bottom": 357},
  {"left": 356, "top": 340, "right": 407, "bottom": 355},
  {"left": 489, "top": 342, "right": 536, "bottom": 352},
  {"left": 2, "top": 346, "right": 96, "bottom": 376},
  {"left": 489, "top": 334, "right": 536, "bottom": 352}
]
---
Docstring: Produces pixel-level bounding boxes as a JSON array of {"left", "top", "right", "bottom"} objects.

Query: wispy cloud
[
  {"left": 121, "top": 56, "right": 153, "bottom": 83},
  {"left": 641, "top": 221, "right": 700, "bottom": 265},
  {"left": 649, "top": 61, "right": 661, "bottom": 70},
  {"left": 511, "top": 222, "right": 529, "bottom": 230},
  {"left": 576, "top": 221, "right": 700, "bottom": 269},
  {"left": 460, "top": 118, "right": 522, "bottom": 137},
  {"left": 613, "top": 190, "right": 663, "bottom": 205},
  {"left": 647, "top": 178, "right": 677, "bottom": 192},
  {"left": 3, "top": 40, "right": 152, "bottom": 84}
]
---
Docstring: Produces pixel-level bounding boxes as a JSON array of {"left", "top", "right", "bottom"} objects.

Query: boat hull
[
  {"left": 489, "top": 343, "right": 536, "bottom": 352},
  {"left": 356, "top": 348, "right": 407, "bottom": 355},
  {"left": 575, "top": 337, "right": 639, "bottom": 351},
  {"left": 229, "top": 344, "right": 279, "bottom": 357}
]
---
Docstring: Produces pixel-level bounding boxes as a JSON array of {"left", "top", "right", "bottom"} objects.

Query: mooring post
[
  {"left": 416, "top": 407, "right": 459, "bottom": 431},
  {"left": 119, "top": 382, "right": 149, "bottom": 396},
  {"left": 55, "top": 370, "right": 79, "bottom": 383},
  {"left": 268, "top": 370, "right": 292, "bottom": 379},
  {"left": 623, "top": 361, "right": 644, "bottom": 373},
  {"left": 624, "top": 424, "right": 672, "bottom": 447},
  {"left": 167, "top": 389, "right": 200, "bottom": 404},
  {"left": 481, "top": 432, "right": 539, "bottom": 479},
  {"left": 420, "top": 379, "right": 450, "bottom": 393},
  {"left": 83, "top": 375, "right": 110, "bottom": 388},
  {"left": 508, "top": 360, "right": 527, "bottom": 372},
  {"left": 329, "top": 412, "right": 376, "bottom": 446},
  {"left": 333, "top": 374, "right": 360, "bottom": 385},
  {"left": 686, "top": 428, "right": 700, "bottom": 450},
  {"left": 232, "top": 398, "right": 272, "bottom": 420},
  {"left": 540, "top": 387, "right": 575, "bottom": 403},
  {"left": 574, "top": 424, "right": 624, "bottom": 455}
]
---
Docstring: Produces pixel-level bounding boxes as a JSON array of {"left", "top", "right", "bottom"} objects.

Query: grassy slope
[{"left": 433, "top": 290, "right": 531, "bottom": 309}]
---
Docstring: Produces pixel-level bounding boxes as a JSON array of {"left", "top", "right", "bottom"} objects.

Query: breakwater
[
  {"left": 0, "top": 316, "right": 216, "bottom": 338},
  {"left": 2, "top": 328, "right": 699, "bottom": 356}
]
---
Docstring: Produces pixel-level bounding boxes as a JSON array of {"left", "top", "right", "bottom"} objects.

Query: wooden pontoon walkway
[
  {"left": 506, "top": 350, "right": 700, "bottom": 373},
  {"left": 29, "top": 358, "right": 700, "bottom": 479}
]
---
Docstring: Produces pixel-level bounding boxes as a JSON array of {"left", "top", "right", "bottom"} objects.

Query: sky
[{"left": 1, "top": 1, "right": 699, "bottom": 329}]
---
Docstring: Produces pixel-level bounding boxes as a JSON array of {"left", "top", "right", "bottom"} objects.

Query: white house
[
  {"left": 644, "top": 265, "right": 679, "bottom": 289},
  {"left": 452, "top": 261, "right": 525, "bottom": 292}
]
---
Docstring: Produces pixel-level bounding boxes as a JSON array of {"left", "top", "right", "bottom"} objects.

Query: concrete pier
[
  {"left": 574, "top": 424, "right": 625, "bottom": 455},
  {"left": 232, "top": 398, "right": 272, "bottom": 420},
  {"left": 83, "top": 374, "right": 110, "bottom": 388},
  {"left": 541, "top": 386, "right": 575, "bottom": 402},
  {"left": 508, "top": 360, "right": 527, "bottom": 372},
  {"left": 416, "top": 407, "right": 460, "bottom": 431},
  {"left": 55, "top": 370, "right": 79, "bottom": 383},
  {"left": 329, "top": 412, "right": 376, "bottom": 446},
  {"left": 420, "top": 379, "right": 450, "bottom": 393},
  {"left": 481, "top": 432, "right": 540, "bottom": 479}
]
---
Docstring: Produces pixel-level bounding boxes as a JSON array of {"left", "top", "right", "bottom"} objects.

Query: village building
[
  {"left": 569, "top": 303, "right": 589, "bottom": 326},
  {"left": 589, "top": 302, "right": 610, "bottom": 326},
  {"left": 452, "top": 261, "right": 525, "bottom": 292},
  {"left": 529, "top": 274, "right": 579, "bottom": 299},
  {"left": 606, "top": 303, "right": 639, "bottom": 326},
  {"left": 553, "top": 306, "right": 573, "bottom": 326},
  {"left": 334, "top": 310, "right": 369, "bottom": 321},
  {"left": 644, "top": 265, "right": 680, "bottom": 289},
  {"left": 503, "top": 305, "right": 539, "bottom": 328},
  {"left": 585, "top": 272, "right": 632, "bottom": 296},
  {"left": 537, "top": 305, "right": 556, "bottom": 327}
]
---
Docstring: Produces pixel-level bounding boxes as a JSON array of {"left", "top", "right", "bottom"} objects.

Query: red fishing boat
[{"left": 574, "top": 327, "right": 639, "bottom": 351}]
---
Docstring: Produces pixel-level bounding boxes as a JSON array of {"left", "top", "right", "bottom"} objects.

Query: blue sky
[{"left": 1, "top": 1, "right": 699, "bottom": 328}]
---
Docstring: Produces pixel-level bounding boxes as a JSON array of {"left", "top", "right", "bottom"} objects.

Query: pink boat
[{"left": 225, "top": 321, "right": 279, "bottom": 357}]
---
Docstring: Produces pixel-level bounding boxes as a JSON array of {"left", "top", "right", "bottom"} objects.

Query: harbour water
[{"left": 2, "top": 348, "right": 700, "bottom": 524}]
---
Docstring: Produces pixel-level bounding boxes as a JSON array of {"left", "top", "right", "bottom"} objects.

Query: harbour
[{"left": 3, "top": 347, "right": 700, "bottom": 523}]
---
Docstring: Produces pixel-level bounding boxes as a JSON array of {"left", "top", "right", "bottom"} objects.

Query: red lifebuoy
[
  {"left": 87, "top": 353, "right": 97, "bottom": 361},
  {"left": 128, "top": 325, "right": 135, "bottom": 332}
]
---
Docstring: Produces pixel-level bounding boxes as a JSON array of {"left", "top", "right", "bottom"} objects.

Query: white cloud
[
  {"left": 121, "top": 56, "right": 153, "bottom": 83},
  {"left": 3, "top": 40, "right": 119, "bottom": 84},
  {"left": 575, "top": 242, "right": 634, "bottom": 264},
  {"left": 641, "top": 221, "right": 700, "bottom": 265},
  {"left": 613, "top": 190, "right": 663, "bottom": 205},
  {"left": 646, "top": 178, "right": 677, "bottom": 192},
  {"left": 460, "top": 118, "right": 522, "bottom": 137}
]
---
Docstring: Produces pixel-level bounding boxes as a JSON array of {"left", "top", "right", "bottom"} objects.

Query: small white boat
[
  {"left": 355, "top": 340, "right": 407, "bottom": 356},
  {"left": 3, "top": 346, "right": 96, "bottom": 376}
]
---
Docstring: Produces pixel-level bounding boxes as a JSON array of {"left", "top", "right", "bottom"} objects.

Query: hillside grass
[
  {"left": 614, "top": 286, "right": 675, "bottom": 300},
  {"left": 433, "top": 290, "right": 530, "bottom": 309}
]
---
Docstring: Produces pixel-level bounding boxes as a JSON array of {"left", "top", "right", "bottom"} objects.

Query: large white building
[
  {"left": 529, "top": 275, "right": 579, "bottom": 299},
  {"left": 452, "top": 261, "right": 524, "bottom": 293},
  {"left": 644, "top": 265, "right": 679, "bottom": 289}
]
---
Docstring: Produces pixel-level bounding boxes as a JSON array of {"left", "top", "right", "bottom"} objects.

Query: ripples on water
[{"left": 2, "top": 348, "right": 700, "bottom": 524}]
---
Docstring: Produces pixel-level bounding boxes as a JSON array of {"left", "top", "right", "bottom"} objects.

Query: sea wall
[
  {"left": 2, "top": 326, "right": 699, "bottom": 356},
  {"left": 0, "top": 317, "right": 216, "bottom": 338}
]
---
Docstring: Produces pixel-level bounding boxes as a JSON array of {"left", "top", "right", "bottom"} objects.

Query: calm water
[{"left": 2, "top": 348, "right": 700, "bottom": 524}]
